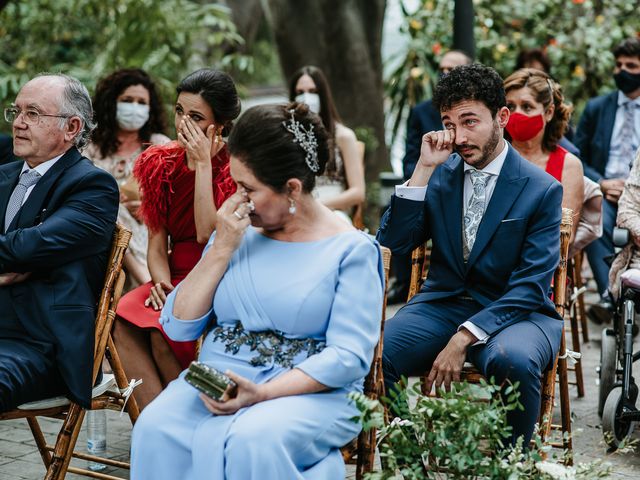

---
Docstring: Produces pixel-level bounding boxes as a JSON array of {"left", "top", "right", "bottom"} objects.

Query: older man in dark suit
[
  {"left": 575, "top": 37, "right": 640, "bottom": 322},
  {"left": 378, "top": 64, "right": 563, "bottom": 445},
  {"left": 0, "top": 74, "right": 119, "bottom": 412}
]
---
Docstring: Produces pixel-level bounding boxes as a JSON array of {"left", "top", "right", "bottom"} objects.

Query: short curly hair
[
  {"left": 432, "top": 63, "right": 506, "bottom": 117},
  {"left": 91, "top": 68, "right": 167, "bottom": 158},
  {"left": 504, "top": 68, "right": 572, "bottom": 152}
]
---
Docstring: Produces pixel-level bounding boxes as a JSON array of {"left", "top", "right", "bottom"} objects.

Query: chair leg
[
  {"left": 44, "top": 404, "right": 86, "bottom": 480},
  {"left": 573, "top": 253, "right": 589, "bottom": 343},
  {"left": 108, "top": 334, "right": 140, "bottom": 423},
  {"left": 538, "top": 363, "right": 557, "bottom": 444},
  {"left": 568, "top": 311, "right": 585, "bottom": 398},
  {"left": 557, "top": 331, "right": 574, "bottom": 466},
  {"left": 355, "top": 427, "right": 376, "bottom": 479},
  {"left": 26, "top": 417, "right": 52, "bottom": 468}
]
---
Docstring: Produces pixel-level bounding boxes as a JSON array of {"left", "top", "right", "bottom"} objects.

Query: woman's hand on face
[
  {"left": 199, "top": 370, "right": 266, "bottom": 415},
  {"left": 178, "top": 116, "right": 220, "bottom": 165},
  {"left": 211, "top": 189, "right": 253, "bottom": 255},
  {"left": 144, "top": 280, "right": 175, "bottom": 310}
]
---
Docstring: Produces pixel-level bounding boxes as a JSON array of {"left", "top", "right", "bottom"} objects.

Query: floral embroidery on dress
[{"left": 211, "top": 322, "right": 326, "bottom": 368}]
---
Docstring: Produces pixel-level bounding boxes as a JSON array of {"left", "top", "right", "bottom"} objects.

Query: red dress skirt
[{"left": 116, "top": 142, "right": 236, "bottom": 369}]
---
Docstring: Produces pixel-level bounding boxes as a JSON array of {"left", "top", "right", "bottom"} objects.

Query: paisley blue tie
[{"left": 463, "top": 169, "right": 490, "bottom": 260}]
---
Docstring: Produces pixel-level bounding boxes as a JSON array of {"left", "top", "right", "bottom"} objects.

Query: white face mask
[
  {"left": 116, "top": 102, "right": 150, "bottom": 131},
  {"left": 295, "top": 93, "right": 321, "bottom": 114}
]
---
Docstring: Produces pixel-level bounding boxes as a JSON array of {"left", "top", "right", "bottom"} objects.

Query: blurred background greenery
[
  {"left": 386, "top": 0, "right": 640, "bottom": 141},
  {"left": 2, "top": 0, "right": 639, "bottom": 182}
]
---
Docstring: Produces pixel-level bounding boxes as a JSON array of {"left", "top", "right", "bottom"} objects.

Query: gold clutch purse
[{"left": 184, "top": 361, "right": 237, "bottom": 401}]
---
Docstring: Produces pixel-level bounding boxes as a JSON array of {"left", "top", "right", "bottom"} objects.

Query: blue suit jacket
[
  {"left": 378, "top": 146, "right": 563, "bottom": 348},
  {"left": 574, "top": 91, "right": 618, "bottom": 182},
  {"left": 0, "top": 134, "right": 18, "bottom": 166},
  {"left": 402, "top": 100, "right": 442, "bottom": 180},
  {"left": 0, "top": 147, "right": 119, "bottom": 407}
]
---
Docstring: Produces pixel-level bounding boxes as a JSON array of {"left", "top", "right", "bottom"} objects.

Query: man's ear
[
  {"left": 64, "top": 117, "right": 83, "bottom": 144},
  {"left": 496, "top": 106, "right": 510, "bottom": 129}
]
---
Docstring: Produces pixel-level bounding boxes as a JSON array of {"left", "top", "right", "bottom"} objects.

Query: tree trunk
[
  {"left": 224, "top": 0, "right": 263, "bottom": 50},
  {"left": 453, "top": 0, "right": 475, "bottom": 59},
  {"left": 263, "top": 0, "right": 389, "bottom": 180}
]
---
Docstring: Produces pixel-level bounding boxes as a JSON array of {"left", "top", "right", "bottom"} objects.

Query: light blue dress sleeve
[
  {"left": 295, "top": 238, "right": 385, "bottom": 388},
  {"left": 158, "top": 233, "right": 217, "bottom": 341}
]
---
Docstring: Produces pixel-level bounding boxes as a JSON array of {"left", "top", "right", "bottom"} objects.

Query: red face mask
[{"left": 505, "top": 112, "right": 544, "bottom": 142}]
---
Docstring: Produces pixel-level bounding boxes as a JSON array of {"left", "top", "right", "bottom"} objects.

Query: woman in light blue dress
[{"left": 130, "top": 102, "right": 384, "bottom": 479}]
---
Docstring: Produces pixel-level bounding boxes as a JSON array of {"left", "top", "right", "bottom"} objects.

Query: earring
[{"left": 288, "top": 198, "right": 296, "bottom": 215}]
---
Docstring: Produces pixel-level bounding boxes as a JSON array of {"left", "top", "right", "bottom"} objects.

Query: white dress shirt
[
  {"left": 605, "top": 91, "right": 640, "bottom": 179},
  {"left": 394, "top": 141, "right": 510, "bottom": 343},
  {"left": 18, "top": 154, "right": 63, "bottom": 206}
]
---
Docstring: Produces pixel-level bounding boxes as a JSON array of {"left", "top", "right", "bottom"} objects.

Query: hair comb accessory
[{"left": 282, "top": 109, "right": 320, "bottom": 173}]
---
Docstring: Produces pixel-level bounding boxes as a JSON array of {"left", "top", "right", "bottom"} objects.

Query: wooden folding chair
[
  {"left": 341, "top": 245, "right": 391, "bottom": 479},
  {"left": 0, "top": 224, "right": 139, "bottom": 480},
  {"left": 408, "top": 209, "right": 574, "bottom": 464}
]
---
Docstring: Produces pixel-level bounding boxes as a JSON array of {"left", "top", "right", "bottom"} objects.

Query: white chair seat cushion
[{"left": 17, "top": 374, "right": 117, "bottom": 410}]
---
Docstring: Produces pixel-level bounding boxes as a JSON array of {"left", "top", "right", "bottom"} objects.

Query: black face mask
[{"left": 614, "top": 69, "right": 640, "bottom": 94}]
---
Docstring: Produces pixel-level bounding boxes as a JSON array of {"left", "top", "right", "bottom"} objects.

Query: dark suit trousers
[
  {"left": 0, "top": 309, "right": 64, "bottom": 412},
  {"left": 382, "top": 298, "right": 554, "bottom": 445},
  {"left": 585, "top": 199, "right": 617, "bottom": 296}
]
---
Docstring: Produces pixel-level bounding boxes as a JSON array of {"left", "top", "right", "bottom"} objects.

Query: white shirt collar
[
  {"left": 462, "top": 140, "right": 508, "bottom": 176},
  {"left": 617, "top": 91, "right": 640, "bottom": 107},
  {"left": 20, "top": 153, "right": 64, "bottom": 177}
]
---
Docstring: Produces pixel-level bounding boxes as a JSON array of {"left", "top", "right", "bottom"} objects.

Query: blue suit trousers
[{"left": 382, "top": 298, "right": 554, "bottom": 445}]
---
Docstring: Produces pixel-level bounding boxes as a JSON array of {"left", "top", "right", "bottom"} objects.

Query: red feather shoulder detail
[{"left": 133, "top": 141, "right": 186, "bottom": 232}]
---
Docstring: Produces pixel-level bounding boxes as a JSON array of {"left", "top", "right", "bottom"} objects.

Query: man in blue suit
[
  {"left": 575, "top": 37, "right": 640, "bottom": 322},
  {"left": 378, "top": 64, "right": 563, "bottom": 445},
  {"left": 0, "top": 74, "right": 119, "bottom": 412}
]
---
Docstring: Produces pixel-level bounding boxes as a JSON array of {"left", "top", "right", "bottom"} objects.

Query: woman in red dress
[
  {"left": 114, "top": 69, "right": 239, "bottom": 409},
  {"left": 504, "top": 68, "right": 584, "bottom": 241}
]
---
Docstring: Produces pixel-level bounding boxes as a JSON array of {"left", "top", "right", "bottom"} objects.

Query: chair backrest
[
  {"left": 92, "top": 224, "right": 131, "bottom": 384},
  {"left": 363, "top": 246, "right": 391, "bottom": 400},
  {"left": 553, "top": 208, "right": 573, "bottom": 316}
]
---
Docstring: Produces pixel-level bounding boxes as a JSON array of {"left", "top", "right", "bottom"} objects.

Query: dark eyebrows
[{"left": 175, "top": 102, "right": 207, "bottom": 117}]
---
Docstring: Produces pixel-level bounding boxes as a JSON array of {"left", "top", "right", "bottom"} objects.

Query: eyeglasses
[{"left": 4, "top": 107, "right": 71, "bottom": 126}]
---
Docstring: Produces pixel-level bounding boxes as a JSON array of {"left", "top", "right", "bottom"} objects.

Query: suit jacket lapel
[
  {"left": 0, "top": 163, "right": 22, "bottom": 231},
  {"left": 10, "top": 148, "right": 82, "bottom": 231},
  {"left": 602, "top": 91, "right": 618, "bottom": 154},
  {"left": 466, "top": 148, "right": 528, "bottom": 269},
  {"left": 440, "top": 156, "right": 465, "bottom": 275}
]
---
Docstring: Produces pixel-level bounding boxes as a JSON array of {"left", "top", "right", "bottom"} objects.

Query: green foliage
[
  {"left": 349, "top": 379, "right": 612, "bottom": 479},
  {"left": 0, "top": 0, "right": 246, "bottom": 133},
  {"left": 386, "top": 0, "right": 640, "bottom": 142}
]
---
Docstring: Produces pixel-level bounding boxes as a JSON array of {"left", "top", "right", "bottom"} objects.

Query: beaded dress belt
[{"left": 210, "top": 322, "right": 326, "bottom": 368}]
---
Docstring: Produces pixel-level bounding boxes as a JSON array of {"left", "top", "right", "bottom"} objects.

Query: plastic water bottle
[{"left": 86, "top": 410, "right": 107, "bottom": 472}]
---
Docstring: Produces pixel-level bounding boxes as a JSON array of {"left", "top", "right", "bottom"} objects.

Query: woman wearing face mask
[
  {"left": 86, "top": 68, "right": 170, "bottom": 289},
  {"left": 113, "top": 69, "right": 239, "bottom": 409},
  {"left": 504, "top": 68, "right": 584, "bottom": 240},
  {"left": 288, "top": 66, "right": 365, "bottom": 222}
]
